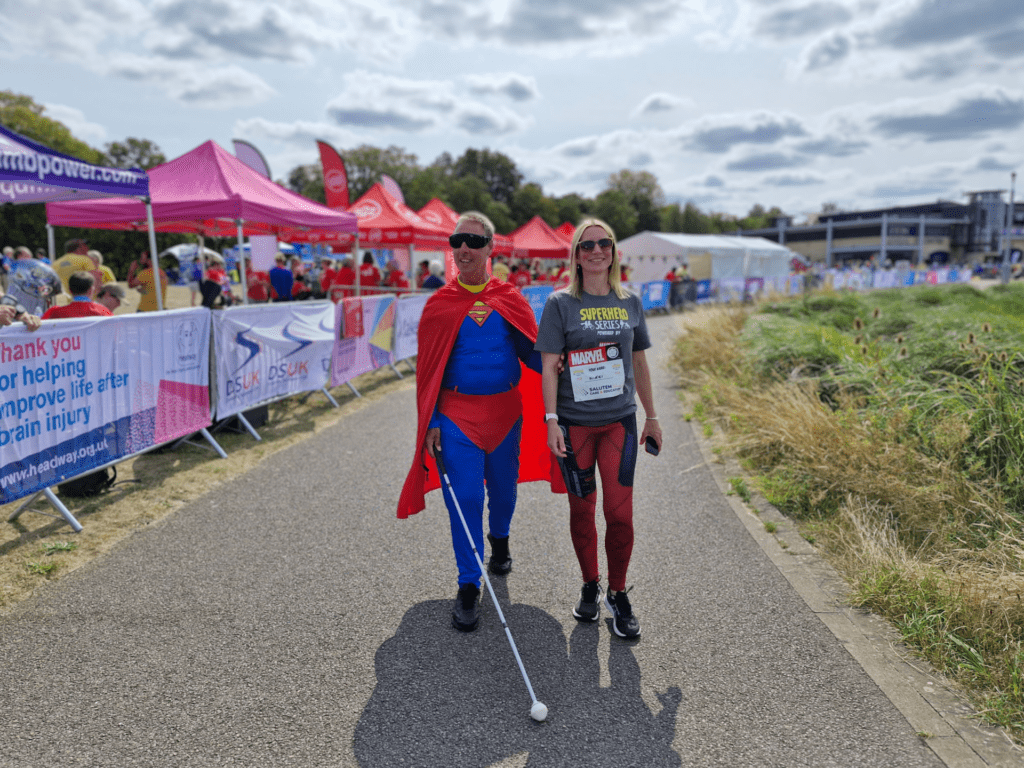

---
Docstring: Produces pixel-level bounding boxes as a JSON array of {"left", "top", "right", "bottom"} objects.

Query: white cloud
[
  {"left": 41, "top": 103, "right": 107, "bottom": 145},
  {"left": 465, "top": 73, "right": 540, "bottom": 102},
  {"left": 631, "top": 93, "right": 691, "bottom": 119},
  {"left": 323, "top": 70, "right": 530, "bottom": 136}
]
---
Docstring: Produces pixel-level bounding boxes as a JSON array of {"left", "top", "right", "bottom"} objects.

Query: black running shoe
[
  {"left": 487, "top": 534, "right": 513, "bottom": 575},
  {"left": 572, "top": 579, "right": 603, "bottom": 622},
  {"left": 452, "top": 583, "right": 480, "bottom": 632},
  {"left": 605, "top": 587, "right": 641, "bottom": 638}
]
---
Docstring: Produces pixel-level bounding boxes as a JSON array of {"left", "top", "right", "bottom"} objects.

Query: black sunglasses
[
  {"left": 449, "top": 232, "right": 492, "bottom": 249},
  {"left": 578, "top": 238, "right": 613, "bottom": 252}
]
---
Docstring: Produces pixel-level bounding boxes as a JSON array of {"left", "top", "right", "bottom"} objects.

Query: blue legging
[{"left": 438, "top": 413, "right": 521, "bottom": 588}]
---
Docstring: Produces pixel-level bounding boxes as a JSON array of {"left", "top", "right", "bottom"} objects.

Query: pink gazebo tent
[
  {"left": 46, "top": 140, "right": 358, "bottom": 303},
  {"left": 510, "top": 216, "right": 570, "bottom": 261}
]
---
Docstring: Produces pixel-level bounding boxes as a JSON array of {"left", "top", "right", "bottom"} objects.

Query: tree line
[{"left": 1, "top": 89, "right": 783, "bottom": 280}]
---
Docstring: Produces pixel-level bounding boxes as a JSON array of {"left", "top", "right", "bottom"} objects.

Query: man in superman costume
[{"left": 398, "top": 212, "right": 563, "bottom": 632}]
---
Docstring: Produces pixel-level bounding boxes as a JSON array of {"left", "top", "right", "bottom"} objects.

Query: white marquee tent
[{"left": 617, "top": 231, "right": 802, "bottom": 282}]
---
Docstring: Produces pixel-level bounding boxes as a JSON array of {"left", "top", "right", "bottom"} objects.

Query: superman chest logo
[{"left": 467, "top": 301, "right": 493, "bottom": 327}]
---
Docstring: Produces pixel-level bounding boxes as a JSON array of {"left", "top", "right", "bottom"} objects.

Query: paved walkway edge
[{"left": 689, "top": 418, "right": 1023, "bottom": 768}]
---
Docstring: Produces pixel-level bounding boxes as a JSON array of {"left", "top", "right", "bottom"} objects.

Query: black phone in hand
[{"left": 645, "top": 436, "right": 660, "bottom": 456}]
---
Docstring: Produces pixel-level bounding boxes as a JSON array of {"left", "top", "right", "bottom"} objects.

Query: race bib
[{"left": 568, "top": 343, "right": 625, "bottom": 402}]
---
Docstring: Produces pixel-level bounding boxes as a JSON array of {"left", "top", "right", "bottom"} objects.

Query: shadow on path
[{"left": 355, "top": 578, "right": 681, "bottom": 767}]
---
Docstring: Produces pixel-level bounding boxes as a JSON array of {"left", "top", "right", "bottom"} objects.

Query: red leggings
[{"left": 561, "top": 417, "right": 637, "bottom": 592}]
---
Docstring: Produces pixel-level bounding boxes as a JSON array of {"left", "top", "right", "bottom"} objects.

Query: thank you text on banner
[
  {"left": 0, "top": 309, "right": 211, "bottom": 504},
  {"left": 213, "top": 303, "right": 335, "bottom": 419}
]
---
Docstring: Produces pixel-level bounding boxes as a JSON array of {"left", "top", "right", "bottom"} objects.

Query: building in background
[{"left": 738, "top": 191, "right": 1023, "bottom": 268}]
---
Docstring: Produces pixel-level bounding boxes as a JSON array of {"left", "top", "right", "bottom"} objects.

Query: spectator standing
[
  {"left": 41, "top": 272, "right": 112, "bottom": 318},
  {"left": 53, "top": 238, "right": 96, "bottom": 292},
  {"left": 187, "top": 256, "right": 204, "bottom": 306},
  {"left": 245, "top": 258, "right": 272, "bottom": 303},
  {"left": 510, "top": 263, "right": 532, "bottom": 291},
  {"left": 87, "top": 249, "right": 117, "bottom": 284},
  {"left": 491, "top": 260, "right": 510, "bottom": 282},
  {"left": 128, "top": 250, "right": 168, "bottom": 312},
  {"left": 316, "top": 257, "right": 336, "bottom": 298},
  {"left": 416, "top": 259, "right": 430, "bottom": 288},
  {"left": 358, "top": 251, "right": 382, "bottom": 294},
  {"left": 422, "top": 261, "right": 445, "bottom": 291},
  {"left": 268, "top": 253, "right": 294, "bottom": 302},
  {"left": 330, "top": 257, "right": 356, "bottom": 301}
]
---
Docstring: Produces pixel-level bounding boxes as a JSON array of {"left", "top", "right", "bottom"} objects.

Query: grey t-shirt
[{"left": 534, "top": 288, "right": 651, "bottom": 426}]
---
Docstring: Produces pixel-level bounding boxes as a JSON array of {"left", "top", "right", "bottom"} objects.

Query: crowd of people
[{"left": 0, "top": 238, "right": 147, "bottom": 321}]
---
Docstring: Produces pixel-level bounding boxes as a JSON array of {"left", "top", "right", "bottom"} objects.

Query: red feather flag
[{"left": 317, "top": 140, "right": 350, "bottom": 209}]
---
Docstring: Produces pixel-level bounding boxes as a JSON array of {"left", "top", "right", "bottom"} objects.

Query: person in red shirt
[
  {"left": 358, "top": 251, "right": 382, "bottom": 294},
  {"left": 245, "top": 258, "right": 272, "bottom": 303},
  {"left": 415, "top": 259, "right": 430, "bottom": 288},
  {"left": 510, "top": 263, "right": 532, "bottom": 291},
  {"left": 41, "top": 272, "right": 112, "bottom": 319},
  {"left": 319, "top": 257, "right": 337, "bottom": 297},
  {"left": 330, "top": 257, "right": 357, "bottom": 301},
  {"left": 383, "top": 260, "right": 410, "bottom": 293}
]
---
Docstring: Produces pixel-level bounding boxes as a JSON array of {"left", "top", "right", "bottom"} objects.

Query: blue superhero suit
[{"left": 431, "top": 304, "right": 538, "bottom": 588}]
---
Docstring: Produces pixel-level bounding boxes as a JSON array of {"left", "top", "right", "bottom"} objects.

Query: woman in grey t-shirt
[{"left": 535, "top": 218, "right": 662, "bottom": 639}]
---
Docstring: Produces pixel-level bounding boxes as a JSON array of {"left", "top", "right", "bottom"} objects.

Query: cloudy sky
[{"left": 4, "top": 0, "right": 1023, "bottom": 220}]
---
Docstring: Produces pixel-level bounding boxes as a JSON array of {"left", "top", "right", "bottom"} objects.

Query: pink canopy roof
[
  {"left": 510, "top": 216, "right": 570, "bottom": 260},
  {"left": 46, "top": 140, "right": 356, "bottom": 239}
]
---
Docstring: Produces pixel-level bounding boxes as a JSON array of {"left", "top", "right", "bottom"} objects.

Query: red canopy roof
[
  {"left": 46, "top": 140, "right": 357, "bottom": 240},
  {"left": 556, "top": 221, "right": 576, "bottom": 243},
  {"left": 414, "top": 197, "right": 516, "bottom": 254},
  {"left": 417, "top": 197, "right": 459, "bottom": 230},
  {"left": 347, "top": 184, "right": 450, "bottom": 249},
  {"left": 510, "top": 216, "right": 570, "bottom": 260}
]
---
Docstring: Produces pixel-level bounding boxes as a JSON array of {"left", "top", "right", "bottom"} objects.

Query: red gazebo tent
[
  {"left": 556, "top": 221, "right": 576, "bottom": 243},
  {"left": 417, "top": 197, "right": 459, "bottom": 231},
  {"left": 417, "top": 197, "right": 513, "bottom": 255},
  {"left": 346, "top": 184, "right": 449, "bottom": 250},
  {"left": 510, "top": 216, "right": 571, "bottom": 261}
]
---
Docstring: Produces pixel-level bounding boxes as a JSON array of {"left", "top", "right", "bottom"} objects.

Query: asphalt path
[{"left": 0, "top": 313, "right": 965, "bottom": 767}]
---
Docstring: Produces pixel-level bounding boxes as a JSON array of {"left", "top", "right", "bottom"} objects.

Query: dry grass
[{"left": 674, "top": 300, "right": 1024, "bottom": 739}]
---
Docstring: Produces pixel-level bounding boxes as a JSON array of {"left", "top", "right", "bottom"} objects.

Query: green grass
[
  {"left": 41, "top": 541, "right": 77, "bottom": 555},
  {"left": 26, "top": 561, "right": 59, "bottom": 576},
  {"left": 672, "top": 283, "right": 1024, "bottom": 743}
]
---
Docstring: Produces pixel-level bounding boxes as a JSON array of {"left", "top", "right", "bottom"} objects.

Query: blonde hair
[
  {"left": 567, "top": 218, "right": 627, "bottom": 300},
  {"left": 454, "top": 210, "right": 495, "bottom": 240}
]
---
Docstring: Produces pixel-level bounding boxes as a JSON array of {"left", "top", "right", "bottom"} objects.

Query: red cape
[{"left": 397, "top": 279, "right": 564, "bottom": 519}]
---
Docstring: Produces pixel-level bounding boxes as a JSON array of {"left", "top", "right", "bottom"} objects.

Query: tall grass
[{"left": 671, "top": 283, "right": 1024, "bottom": 739}]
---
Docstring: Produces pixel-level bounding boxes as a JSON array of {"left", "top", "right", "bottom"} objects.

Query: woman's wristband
[
  {"left": 545, "top": 413, "right": 558, "bottom": 423},
  {"left": 646, "top": 416, "right": 659, "bottom": 421}
]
